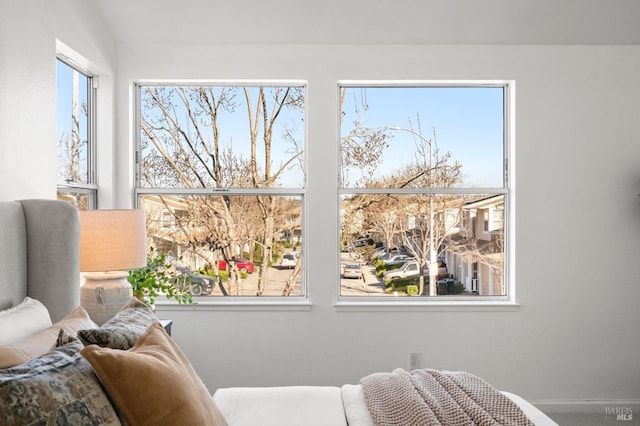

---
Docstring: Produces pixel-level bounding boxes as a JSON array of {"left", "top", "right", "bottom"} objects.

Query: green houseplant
[{"left": 127, "top": 247, "right": 195, "bottom": 306}]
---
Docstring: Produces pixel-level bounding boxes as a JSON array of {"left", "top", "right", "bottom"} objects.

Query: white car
[
  {"left": 383, "top": 261, "right": 423, "bottom": 280},
  {"left": 279, "top": 253, "right": 298, "bottom": 268},
  {"left": 383, "top": 260, "right": 449, "bottom": 281},
  {"left": 342, "top": 263, "right": 364, "bottom": 279}
]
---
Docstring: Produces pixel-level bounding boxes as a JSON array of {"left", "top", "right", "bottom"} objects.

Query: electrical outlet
[{"left": 409, "top": 352, "right": 421, "bottom": 370}]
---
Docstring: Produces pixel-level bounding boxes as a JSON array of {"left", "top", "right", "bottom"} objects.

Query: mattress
[
  {"left": 214, "top": 386, "right": 348, "bottom": 426},
  {"left": 214, "top": 384, "right": 559, "bottom": 425}
]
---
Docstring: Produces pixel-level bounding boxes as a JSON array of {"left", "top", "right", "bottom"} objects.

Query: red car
[{"left": 218, "top": 257, "right": 255, "bottom": 273}]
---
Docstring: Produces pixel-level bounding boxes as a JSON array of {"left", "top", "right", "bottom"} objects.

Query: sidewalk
[{"left": 340, "top": 258, "right": 386, "bottom": 296}]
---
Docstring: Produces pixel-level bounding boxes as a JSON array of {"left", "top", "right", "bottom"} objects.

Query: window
[
  {"left": 339, "top": 82, "right": 510, "bottom": 300},
  {"left": 135, "top": 83, "right": 306, "bottom": 299},
  {"left": 56, "top": 58, "right": 97, "bottom": 210},
  {"left": 483, "top": 210, "right": 490, "bottom": 233}
]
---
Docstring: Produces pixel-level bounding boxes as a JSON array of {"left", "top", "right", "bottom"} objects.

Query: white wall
[
  {"left": 2, "top": 1, "right": 640, "bottom": 407},
  {"left": 0, "top": 0, "right": 116, "bottom": 205},
  {"left": 0, "top": 0, "right": 56, "bottom": 201},
  {"left": 51, "top": 0, "right": 117, "bottom": 207},
  {"left": 121, "top": 44, "right": 640, "bottom": 403}
]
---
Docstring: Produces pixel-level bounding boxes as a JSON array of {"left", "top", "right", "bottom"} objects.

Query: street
[
  {"left": 194, "top": 252, "right": 388, "bottom": 297},
  {"left": 203, "top": 264, "right": 302, "bottom": 296},
  {"left": 339, "top": 252, "right": 386, "bottom": 296}
]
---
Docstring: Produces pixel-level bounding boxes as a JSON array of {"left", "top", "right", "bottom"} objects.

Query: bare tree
[
  {"left": 140, "top": 86, "right": 304, "bottom": 296},
  {"left": 58, "top": 68, "right": 87, "bottom": 184},
  {"left": 391, "top": 124, "right": 462, "bottom": 295},
  {"left": 244, "top": 87, "right": 303, "bottom": 295},
  {"left": 282, "top": 256, "right": 301, "bottom": 296},
  {"left": 339, "top": 88, "right": 390, "bottom": 187},
  {"left": 347, "top": 119, "right": 462, "bottom": 296}
]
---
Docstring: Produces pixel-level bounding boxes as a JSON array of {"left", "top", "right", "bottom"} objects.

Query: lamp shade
[{"left": 79, "top": 209, "right": 147, "bottom": 272}]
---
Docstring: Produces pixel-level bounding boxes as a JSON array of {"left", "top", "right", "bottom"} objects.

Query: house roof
[{"left": 463, "top": 195, "right": 504, "bottom": 210}]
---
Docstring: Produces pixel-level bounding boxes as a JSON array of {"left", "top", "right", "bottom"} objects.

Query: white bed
[{"left": 214, "top": 384, "right": 559, "bottom": 425}]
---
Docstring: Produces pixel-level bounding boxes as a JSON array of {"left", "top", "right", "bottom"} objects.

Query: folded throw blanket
[{"left": 360, "top": 369, "right": 534, "bottom": 426}]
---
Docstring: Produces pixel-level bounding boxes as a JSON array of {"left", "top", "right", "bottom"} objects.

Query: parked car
[
  {"left": 383, "top": 260, "right": 449, "bottom": 281},
  {"left": 187, "top": 273, "right": 215, "bottom": 296},
  {"left": 218, "top": 257, "right": 255, "bottom": 273},
  {"left": 383, "top": 261, "right": 423, "bottom": 280},
  {"left": 428, "top": 260, "right": 449, "bottom": 280},
  {"left": 372, "top": 246, "right": 403, "bottom": 259},
  {"left": 376, "top": 252, "right": 392, "bottom": 262},
  {"left": 353, "top": 237, "right": 374, "bottom": 248},
  {"left": 370, "top": 246, "right": 385, "bottom": 256},
  {"left": 427, "top": 260, "right": 449, "bottom": 280},
  {"left": 175, "top": 268, "right": 216, "bottom": 295},
  {"left": 342, "top": 263, "right": 364, "bottom": 279},
  {"left": 279, "top": 253, "right": 298, "bottom": 269},
  {"left": 381, "top": 254, "right": 413, "bottom": 266}
]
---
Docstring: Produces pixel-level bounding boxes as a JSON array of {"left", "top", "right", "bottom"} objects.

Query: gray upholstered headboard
[{"left": 0, "top": 200, "right": 80, "bottom": 322}]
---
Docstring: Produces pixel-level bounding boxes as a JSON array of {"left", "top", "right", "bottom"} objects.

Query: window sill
[
  {"left": 334, "top": 299, "right": 520, "bottom": 312},
  {"left": 155, "top": 298, "right": 519, "bottom": 312},
  {"left": 155, "top": 298, "right": 312, "bottom": 312}
]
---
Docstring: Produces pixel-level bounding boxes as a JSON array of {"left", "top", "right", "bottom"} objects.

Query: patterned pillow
[
  {"left": 0, "top": 340, "right": 121, "bottom": 425},
  {"left": 56, "top": 329, "right": 77, "bottom": 346},
  {"left": 77, "top": 298, "right": 158, "bottom": 349}
]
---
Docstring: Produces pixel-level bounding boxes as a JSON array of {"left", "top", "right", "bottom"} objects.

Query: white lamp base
[{"left": 81, "top": 271, "right": 133, "bottom": 326}]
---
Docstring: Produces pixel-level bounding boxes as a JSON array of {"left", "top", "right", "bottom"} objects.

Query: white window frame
[
  {"left": 133, "top": 80, "right": 310, "bottom": 309},
  {"left": 335, "top": 80, "right": 517, "bottom": 310},
  {"left": 55, "top": 54, "right": 98, "bottom": 210}
]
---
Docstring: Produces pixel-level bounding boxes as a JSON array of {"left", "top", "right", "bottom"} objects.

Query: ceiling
[{"left": 90, "top": 0, "right": 640, "bottom": 46}]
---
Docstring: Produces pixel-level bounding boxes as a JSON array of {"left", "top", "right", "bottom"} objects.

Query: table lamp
[{"left": 79, "top": 209, "right": 147, "bottom": 325}]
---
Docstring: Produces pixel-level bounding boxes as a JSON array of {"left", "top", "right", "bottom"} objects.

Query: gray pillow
[
  {"left": 0, "top": 339, "right": 121, "bottom": 425},
  {"left": 77, "top": 298, "right": 158, "bottom": 349}
]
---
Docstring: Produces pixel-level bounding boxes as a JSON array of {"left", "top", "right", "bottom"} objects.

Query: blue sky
[
  {"left": 207, "top": 85, "right": 505, "bottom": 189},
  {"left": 56, "top": 60, "right": 89, "bottom": 140},
  {"left": 340, "top": 86, "right": 504, "bottom": 188},
  {"left": 56, "top": 60, "right": 89, "bottom": 182},
  {"left": 58, "top": 79, "right": 504, "bottom": 189}
]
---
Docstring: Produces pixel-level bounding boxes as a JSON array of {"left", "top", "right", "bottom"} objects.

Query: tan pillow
[
  {"left": 81, "top": 322, "right": 227, "bottom": 426},
  {"left": 0, "top": 306, "right": 98, "bottom": 368}
]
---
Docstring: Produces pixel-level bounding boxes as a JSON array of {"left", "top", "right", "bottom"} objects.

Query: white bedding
[
  {"left": 214, "top": 384, "right": 559, "bottom": 426},
  {"left": 213, "top": 386, "right": 348, "bottom": 426}
]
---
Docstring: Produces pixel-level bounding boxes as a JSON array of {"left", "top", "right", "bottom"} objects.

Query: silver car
[{"left": 381, "top": 254, "right": 413, "bottom": 265}]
